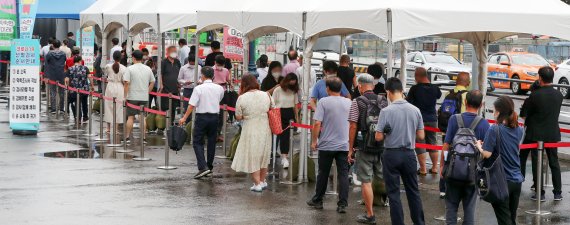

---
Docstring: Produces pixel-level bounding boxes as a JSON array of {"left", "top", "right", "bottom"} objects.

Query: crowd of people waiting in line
[{"left": 41, "top": 34, "right": 564, "bottom": 225}]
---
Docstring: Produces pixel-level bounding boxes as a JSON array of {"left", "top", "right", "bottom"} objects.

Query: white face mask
[
  {"left": 272, "top": 72, "right": 281, "bottom": 79},
  {"left": 169, "top": 52, "right": 178, "bottom": 58}
]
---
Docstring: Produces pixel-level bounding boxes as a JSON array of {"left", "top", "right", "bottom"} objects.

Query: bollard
[
  {"left": 116, "top": 101, "right": 133, "bottom": 153},
  {"left": 158, "top": 109, "right": 176, "bottom": 169},
  {"left": 525, "top": 141, "right": 551, "bottom": 215},
  {"left": 107, "top": 98, "right": 123, "bottom": 147},
  {"left": 280, "top": 121, "right": 301, "bottom": 185},
  {"left": 56, "top": 85, "right": 61, "bottom": 119},
  {"left": 83, "top": 91, "right": 98, "bottom": 137},
  {"left": 94, "top": 81, "right": 108, "bottom": 141},
  {"left": 134, "top": 106, "right": 151, "bottom": 161},
  {"left": 267, "top": 134, "right": 278, "bottom": 176},
  {"left": 215, "top": 105, "right": 230, "bottom": 159}
]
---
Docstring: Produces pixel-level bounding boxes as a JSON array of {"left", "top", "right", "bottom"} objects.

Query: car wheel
[
  {"left": 510, "top": 75, "right": 527, "bottom": 95},
  {"left": 559, "top": 78, "right": 570, "bottom": 99}
]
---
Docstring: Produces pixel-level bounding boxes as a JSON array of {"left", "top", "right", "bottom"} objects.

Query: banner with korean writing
[
  {"left": 18, "top": 0, "right": 39, "bottom": 39},
  {"left": 78, "top": 26, "right": 95, "bottom": 71},
  {"left": 222, "top": 26, "right": 244, "bottom": 62},
  {"left": 10, "top": 39, "right": 40, "bottom": 132},
  {"left": 0, "top": 0, "right": 17, "bottom": 50}
]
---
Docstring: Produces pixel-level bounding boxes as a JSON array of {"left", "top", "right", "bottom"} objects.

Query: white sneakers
[
  {"left": 261, "top": 181, "right": 268, "bottom": 190},
  {"left": 282, "top": 158, "right": 290, "bottom": 169},
  {"left": 250, "top": 183, "right": 263, "bottom": 192},
  {"left": 352, "top": 173, "right": 362, "bottom": 186}
]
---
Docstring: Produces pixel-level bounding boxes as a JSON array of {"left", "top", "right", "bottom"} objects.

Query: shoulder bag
[
  {"left": 266, "top": 92, "right": 283, "bottom": 135},
  {"left": 476, "top": 125, "right": 510, "bottom": 204}
]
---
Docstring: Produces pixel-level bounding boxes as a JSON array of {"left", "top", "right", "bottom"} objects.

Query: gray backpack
[{"left": 443, "top": 114, "right": 482, "bottom": 185}]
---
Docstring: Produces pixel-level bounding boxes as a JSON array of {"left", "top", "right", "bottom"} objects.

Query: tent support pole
[
  {"left": 157, "top": 14, "right": 163, "bottom": 110},
  {"left": 299, "top": 12, "right": 310, "bottom": 183},
  {"left": 101, "top": 15, "right": 108, "bottom": 66},
  {"left": 126, "top": 14, "right": 132, "bottom": 65},
  {"left": 386, "top": 9, "right": 394, "bottom": 78},
  {"left": 478, "top": 32, "right": 490, "bottom": 97},
  {"left": 400, "top": 41, "right": 408, "bottom": 89}
]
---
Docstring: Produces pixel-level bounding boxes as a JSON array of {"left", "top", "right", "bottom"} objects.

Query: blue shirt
[
  {"left": 310, "top": 79, "right": 350, "bottom": 100},
  {"left": 444, "top": 113, "right": 491, "bottom": 144},
  {"left": 482, "top": 124, "right": 524, "bottom": 183}
]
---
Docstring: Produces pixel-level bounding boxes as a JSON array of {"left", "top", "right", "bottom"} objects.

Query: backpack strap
[
  {"left": 469, "top": 116, "right": 483, "bottom": 130},
  {"left": 456, "top": 114, "right": 465, "bottom": 128}
]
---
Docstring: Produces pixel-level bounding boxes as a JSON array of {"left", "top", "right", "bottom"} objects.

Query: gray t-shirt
[
  {"left": 375, "top": 99, "right": 424, "bottom": 149},
  {"left": 314, "top": 96, "right": 352, "bottom": 151},
  {"left": 124, "top": 63, "right": 156, "bottom": 101}
]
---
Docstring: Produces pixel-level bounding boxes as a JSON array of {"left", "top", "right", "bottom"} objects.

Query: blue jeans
[
  {"left": 193, "top": 113, "right": 219, "bottom": 171},
  {"left": 445, "top": 182, "right": 477, "bottom": 225},
  {"left": 383, "top": 149, "right": 425, "bottom": 225}
]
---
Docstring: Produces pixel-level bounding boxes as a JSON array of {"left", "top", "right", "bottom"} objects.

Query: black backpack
[
  {"left": 443, "top": 114, "right": 482, "bottom": 185},
  {"left": 437, "top": 89, "right": 467, "bottom": 132},
  {"left": 355, "top": 93, "right": 388, "bottom": 153},
  {"left": 167, "top": 125, "right": 187, "bottom": 152}
]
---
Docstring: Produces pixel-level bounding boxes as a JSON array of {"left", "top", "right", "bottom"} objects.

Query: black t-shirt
[
  {"left": 260, "top": 76, "right": 282, "bottom": 92},
  {"left": 205, "top": 51, "right": 233, "bottom": 70},
  {"left": 337, "top": 66, "right": 355, "bottom": 95},
  {"left": 161, "top": 58, "right": 182, "bottom": 94},
  {"left": 373, "top": 82, "right": 386, "bottom": 95},
  {"left": 406, "top": 83, "right": 442, "bottom": 122}
]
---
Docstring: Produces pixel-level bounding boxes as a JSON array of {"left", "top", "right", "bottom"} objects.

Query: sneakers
[
  {"left": 336, "top": 206, "right": 346, "bottom": 214},
  {"left": 554, "top": 193, "right": 563, "bottom": 201},
  {"left": 306, "top": 199, "right": 323, "bottom": 209},
  {"left": 282, "top": 158, "right": 289, "bottom": 169},
  {"left": 531, "top": 194, "right": 546, "bottom": 202},
  {"left": 261, "top": 180, "right": 268, "bottom": 190},
  {"left": 250, "top": 184, "right": 263, "bottom": 192},
  {"left": 352, "top": 172, "right": 362, "bottom": 186},
  {"left": 440, "top": 192, "right": 446, "bottom": 199},
  {"left": 356, "top": 214, "right": 377, "bottom": 224},
  {"left": 194, "top": 169, "right": 211, "bottom": 179},
  {"left": 530, "top": 184, "right": 536, "bottom": 191}
]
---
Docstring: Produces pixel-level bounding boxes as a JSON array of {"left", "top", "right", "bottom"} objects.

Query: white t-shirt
[
  {"left": 41, "top": 45, "right": 51, "bottom": 57},
  {"left": 189, "top": 80, "right": 224, "bottom": 113},
  {"left": 273, "top": 86, "right": 299, "bottom": 108},
  {"left": 109, "top": 45, "right": 122, "bottom": 64},
  {"left": 124, "top": 63, "right": 156, "bottom": 101},
  {"left": 256, "top": 67, "right": 268, "bottom": 83}
]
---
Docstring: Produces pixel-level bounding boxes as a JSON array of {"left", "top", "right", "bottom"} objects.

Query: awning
[{"left": 37, "top": 0, "right": 96, "bottom": 20}]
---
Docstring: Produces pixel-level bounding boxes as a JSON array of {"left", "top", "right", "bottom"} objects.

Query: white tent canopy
[{"left": 128, "top": 0, "right": 196, "bottom": 34}]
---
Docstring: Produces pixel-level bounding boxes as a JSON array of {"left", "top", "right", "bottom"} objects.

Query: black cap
[{"left": 132, "top": 50, "right": 143, "bottom": 60}]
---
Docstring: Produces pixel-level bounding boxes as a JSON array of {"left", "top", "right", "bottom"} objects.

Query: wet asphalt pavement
[{"left": 1, "top": 89, "right": 570, "bottom": 225}]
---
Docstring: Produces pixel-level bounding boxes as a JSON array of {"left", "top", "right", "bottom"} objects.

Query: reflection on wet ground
[{"left": 41, "top": 149, "right": 135, "bottom": 160}]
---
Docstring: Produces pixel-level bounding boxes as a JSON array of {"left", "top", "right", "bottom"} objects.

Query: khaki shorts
[
  {"left": 356, "top": 151, "right": 383, "bottom": 183},
  {"left": 415, "top": 121, "right": 438, "bottom": 155},
  {"left": 127, "top": 100, "right": 148, "bottom": 117}
]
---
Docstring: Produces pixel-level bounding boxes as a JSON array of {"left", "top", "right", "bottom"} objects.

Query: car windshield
[
  {"left": 313, "top": 36, "right": 341, "bottom": 53},
  {"left": 511, "top": 54, "right": 549, "bottom": 66},
  {"left": 423, "top": 54, "right": 461, "bottom": 64}
]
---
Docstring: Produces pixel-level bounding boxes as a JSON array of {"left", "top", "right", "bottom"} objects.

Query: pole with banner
[
  {"left": 9, "top": 38, "right": 40, "bottom": 135},
  {"left": 222, "top": 26, "right": 244, "bottom": 64},
  {"left": 77, "top": 26, "right": 95, "bottom": 71},
  {"left": 18, "top": 0, "right": 38, "bottom": 39}
]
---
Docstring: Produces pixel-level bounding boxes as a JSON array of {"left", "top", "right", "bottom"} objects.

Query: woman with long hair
[
  {"left": 260, "top": 61, "right": 283, "bottom": 94},
  {"left": 256, "top": 54, "right": 269, "bottom": 83},
  {"left": 476, "top": 96, "right": 524, "bottom": 225},
  {"left": 103, "top": 51, "right": 126, "bottom": 134},
  {"left": 231, "top": 74, "right": 273, "bottom": 192},
  {"left": 272, "top": 73, "right": 300, "bottom": 168}
]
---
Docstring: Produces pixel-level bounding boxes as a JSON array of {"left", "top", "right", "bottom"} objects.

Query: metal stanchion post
[
  {"left": 84, "top": 91, "right": 97, "bottom": 137},
  {"left": 55, "top": 85, "right": 61, "bottom": 119},
  {"left": 63, "top": 85, "right": 69, "bottom": 120},
  {"left": 158, "top": 109, "right": 176, "bottom": 169},
  {"left": 216, "top": 105, "right": 230, "bottom": 159},
  {"left": 134, "top": 106, "right": 151, "bottom": 161},
  {"left": 94, "top": 80, "right": 108, "bottom": 141},
  {"left": 116, "top": 101, "right": 133, "bottom": 153},
  {"left": 268, "top": 134, "right": 278, "bottom": 176},
  {"left": 190, "top": 110, "right": 196, "bottom": 143},
  {"left": 162, "top": 95, "right": 173, "bottom": 140},
  {"left": 326, "top": 162, "right": 338, "bottom": 195},
  {"left": 526, "top": 141, "right": 551, "bottom": 215},
  {"left": 544, "top": 156, "right": 552, "bottom": 188},
  {"left": 107, "top": 98, "right": 123, "bottom": 147},
  {"left": 46, "top": 82, "right": 51, "bottom": 117},
  {"left": 280, "top": 121, "right": 301, "bottom": 185},
  {"left": 74, "top": 91, "right": 81, "bottom": 130}
]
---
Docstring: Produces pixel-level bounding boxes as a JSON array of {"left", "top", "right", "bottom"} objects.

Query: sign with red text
[
  {"left": 223, "top": 26, "right": 244, "bottom": 62},
  {"left": 9, "top": 39, "right": 40, "bottom": 132}
]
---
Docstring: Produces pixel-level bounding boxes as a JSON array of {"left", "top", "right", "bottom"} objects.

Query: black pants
[
  {"left": 311, "top": 151, "right": 350, "bottom": 207},
  {"left": 49, "top": 83, "right": 65, "bottom": 112},
  {"left": 491, "top": 181, "right": 522, "bottom": 225},
  {"left": 182, "top": 88, "right": 194, "bottom": 123},
  {"left": 277, "top": 108, "right": 295, "bottom": 154},
  {"left": 69, "top": 93, "right": 88, "bottom": 120},
  {"left": 160, "top": 92, "right": 179, "bottom": 125},
  {"left": 383, "top": 149, "right": 425, "bottom": 225},
  {"left": 520, "top": 143, "right": 562, "bottom": 195},
  {"left": 445, "top": 182, "right": 477, "bottom": 225},
  {"left": 193, "top": 114, "right": 219, "bottom": 171}
]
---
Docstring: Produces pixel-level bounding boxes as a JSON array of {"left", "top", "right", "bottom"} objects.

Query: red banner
[{"left": 223, "top": 26, "right": 244, "bottom": 62}]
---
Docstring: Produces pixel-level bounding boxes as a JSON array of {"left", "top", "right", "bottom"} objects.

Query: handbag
[
  {"left": 476, "top": 125, "right": 510, "bottom": 204},
  {"left": 266, "top": 93, "right": 283, "bottom": 135}
]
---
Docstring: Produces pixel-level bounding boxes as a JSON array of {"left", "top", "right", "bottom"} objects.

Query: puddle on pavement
[{"left": 41, "top": 149, "right": 135, "bottom": 160}]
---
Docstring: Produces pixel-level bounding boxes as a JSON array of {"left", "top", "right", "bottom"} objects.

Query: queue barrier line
[
  {"left": 126, "top": 102, "right": 142, "bottom": 111},
  {"left": 0, "top": 60, "right": 9, "bottom": 64}
]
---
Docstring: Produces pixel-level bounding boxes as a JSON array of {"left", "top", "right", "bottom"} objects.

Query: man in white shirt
[
  {"left": 180, "top": 66, "right": 224, "bottom": 179},
  {"left": 123, "top": 50, "right": 156, "bottom": 143},
  {"left": 109, "top": 38, "right": 122, "bottom": 64},
  {"left": 40, "top": 37, "right": 54, "bottom": 58},
  {"left": 178, "top": 53, "right": 201, "bottom": 123},
  {"left": 295, "top": 55, "right": 317, "bottom": 98},
  {"left": 178, "top": 39, "right": 191, "bottom": 64},
  {"left": 61, "top": 39, "right": 72, "bottom": 58}
]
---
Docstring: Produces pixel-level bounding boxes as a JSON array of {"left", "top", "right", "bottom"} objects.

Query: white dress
[
  {"left": 231, "top": 90, "right": 273, "bottom": 173},
  {"left": 103, "top": 64, "right": 126, "bottom": 123}
]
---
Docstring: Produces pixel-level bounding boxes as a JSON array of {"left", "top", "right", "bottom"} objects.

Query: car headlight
[{"left": 525, "top": 71, "right": 538, "bottom": 76}]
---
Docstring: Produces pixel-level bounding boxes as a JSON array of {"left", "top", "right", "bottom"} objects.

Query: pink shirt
[
  {"left": 282, "top": 61, "right": 300, "bottom": 77},
  {"left": 213, "top": 66, "right": 230, "bottom": 90}
]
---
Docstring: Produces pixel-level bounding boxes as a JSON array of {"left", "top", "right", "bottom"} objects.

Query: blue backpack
[
  {"left": 438, "top": 89, "right": 467, "bottom": 132},
  {"left": 443, "top": 114, "right": 482, "bottom": 185}
]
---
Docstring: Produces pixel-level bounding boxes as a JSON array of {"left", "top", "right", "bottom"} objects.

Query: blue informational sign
[
  {"left": 19, "top": 0, "right": 39, "bottom": 39},
  {"left": 78, "top": 27, "right": 95, "bottom": 71},
  {"left": 9, "top": 39, "right": 41, "bottom": 133}
]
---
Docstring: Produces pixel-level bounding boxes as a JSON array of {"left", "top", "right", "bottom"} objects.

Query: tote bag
[
  {"left": 267, "top": 93, "right": 283, "bottom": 135},
  {"left": 477, "top": 126, "right": 509, "bottom": 204}
]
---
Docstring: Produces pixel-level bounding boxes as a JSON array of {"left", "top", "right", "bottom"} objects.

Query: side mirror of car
[{"left": 500, "top": 61, "right": 511, "bottom": 66}]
